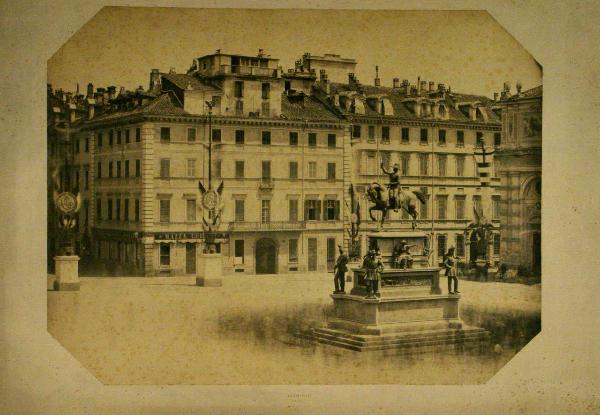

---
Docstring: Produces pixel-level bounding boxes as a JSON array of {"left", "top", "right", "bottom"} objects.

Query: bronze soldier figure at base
[
  {"left": 333, "top": 245, "right": 349, "bottom": 294},
  {"left": 362, "top": 249, "right": 384, "bottom": 298},
  {"left": 444, "top": 247, "right": 460, "bottom": 294}
]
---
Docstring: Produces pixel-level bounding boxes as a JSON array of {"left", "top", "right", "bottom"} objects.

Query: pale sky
[{"left": 48, "top": 7, "right": 542, "bottom": 97}]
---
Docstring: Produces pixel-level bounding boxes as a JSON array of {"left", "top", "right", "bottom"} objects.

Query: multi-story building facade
[
  {"left": 52, "top": 49, "right": 505, "bottom": 276},
  {"left": 495, "top": 84, "right": 542, "bottom": 274}
]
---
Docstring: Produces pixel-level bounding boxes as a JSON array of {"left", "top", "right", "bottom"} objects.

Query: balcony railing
[
  {"left": 219, "top": 65, "right": 277, "bottom": 77},
  {"left": 229, "top": 221, "right": 306, "bottom": 232}
]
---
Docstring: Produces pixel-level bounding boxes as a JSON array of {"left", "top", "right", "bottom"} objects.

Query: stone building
[
  {"left": 495, "top": 84, "right": 542, "bottom": 274},
  {"left": 52, "top": 49, "right": 506, "bottom": 276}
]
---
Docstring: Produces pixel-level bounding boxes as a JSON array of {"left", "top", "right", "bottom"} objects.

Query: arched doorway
[{"left": 255, "top": 238, "right": 277, "bottom": 274}]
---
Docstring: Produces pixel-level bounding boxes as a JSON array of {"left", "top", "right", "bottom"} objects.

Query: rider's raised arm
[{"left": 380, "top": 162, "right": 390, "bottom": 175}]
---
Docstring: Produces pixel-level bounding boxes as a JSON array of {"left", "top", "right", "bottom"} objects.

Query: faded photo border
[{"left": 1, "top": 0, "right": 599, "bottom": 414}]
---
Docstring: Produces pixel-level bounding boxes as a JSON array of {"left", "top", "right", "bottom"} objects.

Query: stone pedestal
[
  {"left": 53, "top": 255, "right": 80, "bottom": 291},
  {"left": 196, "top": 253, "right": 223, "bottom": 287}
]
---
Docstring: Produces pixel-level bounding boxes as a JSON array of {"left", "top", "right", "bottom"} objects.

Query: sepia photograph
[{"left": 44, "top": 7, "right": 544, "bottom": 385}]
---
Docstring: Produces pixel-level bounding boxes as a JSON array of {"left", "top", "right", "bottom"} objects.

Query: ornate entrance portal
[{"left": 255, "top": 238, "right": 277, "bottom": 274}]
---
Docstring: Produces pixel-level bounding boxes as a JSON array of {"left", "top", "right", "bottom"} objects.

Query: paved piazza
[{"left": 47, "top": 274, "right": 540, "bottom": 385}]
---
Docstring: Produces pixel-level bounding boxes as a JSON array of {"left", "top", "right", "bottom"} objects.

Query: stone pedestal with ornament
[{"left": 54, "top": 255, "right": 80, "bottom": 291}]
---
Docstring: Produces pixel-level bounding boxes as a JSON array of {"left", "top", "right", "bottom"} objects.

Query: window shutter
[
  {"left": 316, "top": 200, "right": 322, "bottom": 221},
  {"left": 304, "top": 200, "right": 309, "bottom": 221},
  {"left": 335, "top": 200, "right": 340, "bottom": 220}
]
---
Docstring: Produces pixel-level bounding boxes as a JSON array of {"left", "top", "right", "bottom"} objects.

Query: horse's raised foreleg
[{"left": 369, "top": 206, "right": 377, "bottom": 222}]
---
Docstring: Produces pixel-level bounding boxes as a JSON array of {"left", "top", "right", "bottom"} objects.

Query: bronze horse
[{"left": 366, "top": 183, "right": 427, "bottom": 229}]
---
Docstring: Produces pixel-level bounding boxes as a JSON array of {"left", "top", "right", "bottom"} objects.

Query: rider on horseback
[{"left": 380, "top": 162, "right": 401, "bottom": 212}]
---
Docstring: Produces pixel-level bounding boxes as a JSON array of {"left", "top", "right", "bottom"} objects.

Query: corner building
[{"left": 67, "top": 50, "right": 504, "bottom": 276}]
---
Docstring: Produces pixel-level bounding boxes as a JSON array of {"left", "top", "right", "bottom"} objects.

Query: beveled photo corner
[{"left": 46, "top": 7, "right": 542, "bottom": 385}]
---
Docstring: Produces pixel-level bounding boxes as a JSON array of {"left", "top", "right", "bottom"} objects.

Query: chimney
[
  {"left": 319, "top": 69, "right": 326, "bottom": 82},
  {"left": 494, "top": 92, "right": 499, "bottom": 101},
  {"left": 169, "top": 67, "right": 176, "bottom": 74},
  {"left": 87, "top": 98, "right": 95, "bottom": 119},
  {"left": 420, "top": 81, "right": 427, "bottom": 94},
  {"left": 374, "top": 65, "right": 380, "bottom": 87},
  {"left": 417, "top": 76, "right": 421, "bottom": 93},
  {"left": 258, "top": 48, "right": 265, "bottom": 57},
  {"left": 393, "top": 78, "right": 400, "bottom": 88},
  {"left": 402, "top": 79, "right": 410, "bottom": 95},
  {"left": 429, "top": 81, "right": 435, "bottom": 92},
  {"left": 437, "top": 83, "right": 445, "bottom": 92},
  {"left": 87, "top": 83, "right": 93, "bottom": 98},
  {"left": 322, "top": 73, "right": 330, "bottom": 94},
  {"left": 150, "top": 69, "right": 161, "bottom": 91},
  {"left": 107, "top": 86, "right": 116, "bottom": 100},
  {"left": 516, "top": 81, "right": 523, "bottom": 94}
]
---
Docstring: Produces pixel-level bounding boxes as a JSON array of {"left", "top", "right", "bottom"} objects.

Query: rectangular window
[
  {"left": 107, "top": 199, "right": 113, "bottom": 220},
  {"left": 289, "top": 199, "right": 298, "bottom": 222},
  {"left": 308, "top": 132, "right": 317, "bottom": 147},
  {"left": 401, "top": 155, "right": 410, "bottom": 176},
  {"left": 124, "top": 199, "right": 129, "bottom": 222},
  {"left": 261, "top": 200, "right": 270, "bottom": 224},
  {"left": 456, "top": 234, "right": 465, "bottom": 257},
  {"left": 124, "top": 160, "right": 130, "bottom": 178},
  {"left": 327, "top": 162, "right": 336, "bottom": 180},
  {"left": 135, "top": 128, "right": 141, "bottom": 142},
  {"left": 381, "top": 152, "right": 390, "bottom": 170},
  {"left": 109, "top": 130, "right": 114, "bottom": 146},
  {"left": 261, "top": 83, "right": 270, "bottom": 99},
  {"left": 437, "top": 196, "right": 447, "bottom": 219},
  {"left": 234, "top": 240, "right": 244, "bottom": 264},
  {"left": 116, "top": 161, "right": 121, "bottom": 178},
  {"left": 288, "top": 239, "right": 298, "bottom": 263},
  {"left": 493, "top": 234, "right": 501, "bottom": 255},
  {"left": 186, "top": 199, "right": 196, "bottom": 222},
  {"left": 455, "top": 196, "right": 466, "bottom": 220},
  {"left": 381, "top": 126, "right": 390, "bottom": 143},
  {"left": 439, "top": 129, "right": 446, "bottom": 145},
  {"left": 367, "top": 154, "right": 376, "bottom": 175},
  {"left": 97, "top": 132, "right": 103, "bottom": 147},
  {"left": 419, "top": 154, "right": 429, "bottom": 176},
  {"left": 215, "top": 160, "right": 221, "bottom": 179},
  {"left": 438, "top": 155, "right": 447, "bottom": 176},
  {"left": 327, "top": 134, "right": 337, "bottom": 148},
  {"left": 235, "top": 161, "right": 244, "bottom": 178},
  {"left": 159, "top": 199, "right": 170, "bottom": 223},
  {"left": 261, "top": 101, "right": 270, "bottom": 117},
  {"left": 401, "top": 127, "right": 410, "bottom": 143},
  {"left": 235, "top": 199, "right": 244, "bottom": 222},
  {"left": 456, "top": 156, "right": 465, "bottom": 177},
  {"left": 135, "top": 199, "right": 140, "bottom": 222},
  {"left": 84, "top": 170, "right": 89, "bottom": 189},
  {"left": 160, "top": 244, "right": 170, "bottom": 266},
  {"left": 187, "top": 128, "right": 196, "bottom": 142},
  {"left": 308, "top": 161, "right": 317, "bottom": 178},
  {"left": 108, "top": 161, "right": 113, "bottom": 178},
  {"left": 325, "top": 199, "right": 338, "bottom": 221},
  {"left": 262, "top": 131, "right": 271, "bottom": 145},
  {"left": 160, "top": 159, "right": 170, "bottom": 178},
  {"left": 473, "top": 195, "right": 482, "bottom": 214},
  {"left": 160, "top": 127, "right": 170, "bottom": 142},
  {"left": 85, "top": 137, "right": 89, "bottom": 152},
  {"left": 437, "top": 234, "right": 447, "bottom": 258},
  {"left": 117, "top": 130, "right": 122, "bottom": 145},
  {"left": 420, "top": 128, "right": 428, "bottom": 144},
  {"left": 75, "top": 139, "right": 80, "bottom": 154},
  {"left": 96, "top": 198, "right": 102, "bottom": 221},
  {"left": 352, "top": 125, "right": 361, "bottom": 138},
  {"left": 234, "top": 81, "right": 244, "bottom": 98},
  {"left": 420, "top": 187, "right": 429, "bottom": 219},
  {"left": 125, "top": 129, "right": 130, "bottom": 143},
  {"left": 211, "top": 129, "right": 221, "bottom": 143},
  {"left": 235, "top": 100, "right": 243, "bottom": 116},
  {"left": 494, "top": 132, "right": 502, "bottom": 146},
  {"left": 368, "top": 125, "right": 375, "bottom": 141},
  {"left": 97, "top": 162, "right": 102, "bottom": 178},
  {"left": 135, "top": 160, "right": 141, "bottom": 177},
  {"left": 289, "top": 131, "right": 298, "bottom": 146},
  {"left": 493, "top": 196, "right": 500, "bottom": 219},
  {"left": 456, "top": 130, "right": 464, "bottom": 147},
  {"left": 115, "top": 199, "right": 121, "bottom": 221},
  {"left": 289, "top": 161, "right": 298, "bottom": 179},
  {"left": 305, "top": 199, "right": 320, "bottom": 221},
  {"left": 261, "top": 161, "right": 271, "bottom": 179},
  {"left": 187, "top": 159, "right": 196, "bottom": 177},
  {"left": 235, "top": 129, "right": 244, "bottom": 145}
]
